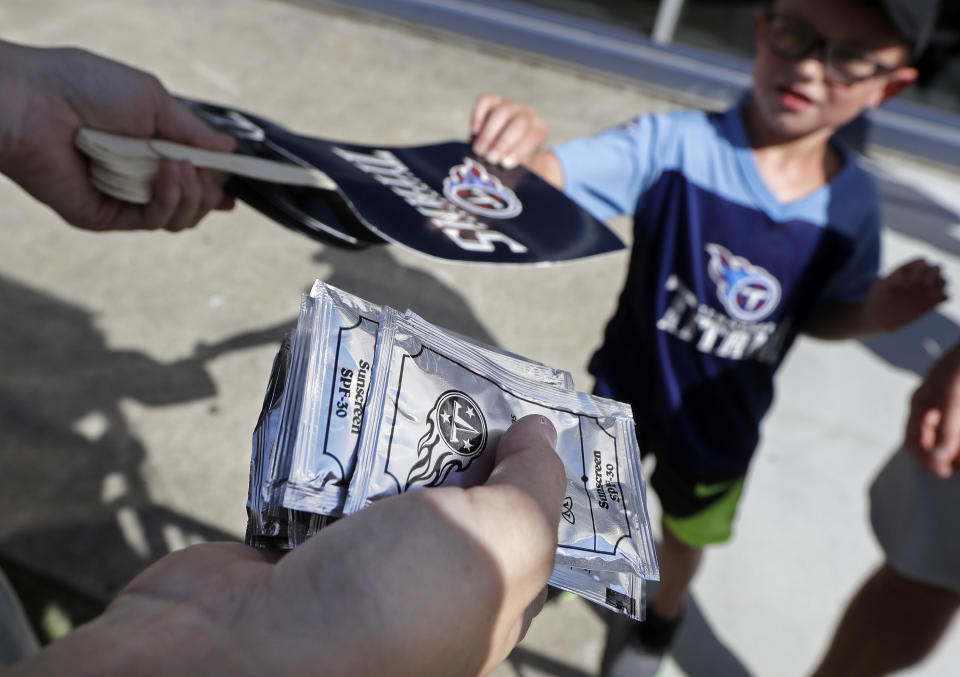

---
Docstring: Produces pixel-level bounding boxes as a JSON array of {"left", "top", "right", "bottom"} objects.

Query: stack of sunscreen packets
[{"left": 246, "top": 281, "right": 659, "bottom": 620}]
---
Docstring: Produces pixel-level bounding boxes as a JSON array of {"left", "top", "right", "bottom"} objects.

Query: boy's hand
[
  {"left": 0, "top": 41, "right": 236, "bottom": 232},
  {"left": 470, "top": 93, "right": 549, "bottom": 170},
  {"left": 904, "top": 342, "right": 960, "bottom": 478},
  {"left": 864, "top": 258, "right": 947, "bottom": 332}
]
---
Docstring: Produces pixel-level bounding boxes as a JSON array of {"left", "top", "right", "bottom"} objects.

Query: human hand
[
  {"left": 903, "top": 342, "right": 960, "bottom": 478},
  {"left": 0, "top": 40, "right": 236, "bottom": 232},
  {"left": 9, "top": 415, "right": 564, "bottom": 677},
  {"left": 470, "top": 93, "right": 549, "bottom": 169},
  {"left": 865, "top": 258, "right": 947, "bottom": 332}
]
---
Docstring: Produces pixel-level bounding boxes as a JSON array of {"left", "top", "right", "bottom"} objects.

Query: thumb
[
  {"left": 155, "top": 97, "right": 237, "bottom": 153},
  {"left": 485, "top": 415, "right": 564, "bottom": 522}
]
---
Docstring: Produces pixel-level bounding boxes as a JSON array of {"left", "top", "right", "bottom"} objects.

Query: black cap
[{"left": 875, "top": 0, "right": 941, "bottom": 59}]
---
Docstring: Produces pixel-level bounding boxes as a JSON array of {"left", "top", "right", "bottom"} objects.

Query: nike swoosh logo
[{"left": 693, "top": 480, "right": 736, "bottom": 498}]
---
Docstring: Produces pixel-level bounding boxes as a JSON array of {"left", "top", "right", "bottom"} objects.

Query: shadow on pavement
[
  {"left": 0, "top": 274, "right": 240, "bottom": 600},
  {"left": 875, "top": 172, "right": 960, "bottom": 258},
  {"left": 316, "top": 244, "right": 498, "bottom": 345},
  {"left": 504, "top": 646, "right": 596, "bottom": 677},
  {"left": 592, "top": 576, "right": 752, "bottom": 677},
  {"left": 0, "top": 242, "right": 495, "bottom": 607},
  {"left": 859, "top": 169, "right": 960, "bottom": 376},
  {"left": 862, "top": 309, "right": 959, "bottom": 376},
  {"left": 670, "top": 592, "right": 753, "bottom": 677}
]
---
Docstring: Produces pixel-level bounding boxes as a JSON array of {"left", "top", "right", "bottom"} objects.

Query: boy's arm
[
  {"left": 525, "top": 150, "right": 564, "bottom": 190},
  {"left": 802, "top": 258, "right": 947, "bottom": 340},
  {"left": 470, "top": 93, "right": 564, "bottom": 190}
]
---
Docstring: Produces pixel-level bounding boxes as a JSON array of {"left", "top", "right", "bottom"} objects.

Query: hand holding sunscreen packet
[{"left": 246, "top": 281, "right": 659, "bottom": 619}]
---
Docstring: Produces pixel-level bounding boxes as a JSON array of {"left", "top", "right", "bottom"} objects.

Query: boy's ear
[{"left": 870, "top": 66, "right": 919, "bottom": 108}]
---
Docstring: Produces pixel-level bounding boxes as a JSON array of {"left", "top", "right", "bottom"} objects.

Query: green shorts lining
[{"left": 662, "top": 477, "right": 745, "bottom": 547}]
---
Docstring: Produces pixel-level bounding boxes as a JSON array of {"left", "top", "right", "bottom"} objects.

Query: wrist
[{"left": 859, "top": 287, "right": 895, "bottom": 334}]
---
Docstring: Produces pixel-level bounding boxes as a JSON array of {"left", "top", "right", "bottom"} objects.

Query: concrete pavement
[{"left": 0, "top": 1, "right": 959, "bottom": 674}]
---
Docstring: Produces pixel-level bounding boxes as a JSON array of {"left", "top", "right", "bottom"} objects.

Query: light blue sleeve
[{"left": 552, "top": 115, "right": 665, "bottom": 222}]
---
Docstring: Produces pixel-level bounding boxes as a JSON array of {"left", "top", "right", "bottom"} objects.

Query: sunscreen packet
[
  {"left": 549, "top": 566, "right": 646, "bottom": 621},
  {"left": 278, "top": 283, "right": 575, "bottom": 520},
  {"left": 246, "top": 281, "right": 659, "bottom": 618},
  {"left": 245, "top": 334, "right": 291, "bottom": 549},
  {"left": 345, "top": 308, "right": 658, "bottom": 579}
]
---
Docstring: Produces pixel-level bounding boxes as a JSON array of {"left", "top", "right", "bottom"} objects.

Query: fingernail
[
  {"left": 487, "top": 151, "right": 501, "bottom": 165},
  {"left": 539, "top": 416, "right": 558, "bottom": 447},
  {"left": 502, "top": 155, "right": 518, "bottom": 169}
]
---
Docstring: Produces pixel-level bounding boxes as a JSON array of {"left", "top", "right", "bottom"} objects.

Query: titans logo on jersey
[
  {"left": 443, "top": 157, "right": 523, "bottom": 219},
  {"left": 706, "top": 243, "right": 781, "bottom": 322},
  {"left": 656, "top": 243, "right": 791, "bottom": 363}
]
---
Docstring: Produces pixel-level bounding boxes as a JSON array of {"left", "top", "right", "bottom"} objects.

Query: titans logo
[
  {"left": 405, "top": 390, "right": 488, "bottom": 490},
  {"left": 706, "top": 243, "right": 781, "bottom": 322},
  {"left": 442, "top": 157, "right": 523, "bottom": 219}
]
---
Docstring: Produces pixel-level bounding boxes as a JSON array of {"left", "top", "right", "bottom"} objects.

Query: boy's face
[{"left": 752, "top": 0, "right": 917, "bottom": 140}]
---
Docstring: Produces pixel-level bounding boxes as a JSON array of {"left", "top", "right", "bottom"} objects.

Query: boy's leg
[
  {"left": 810, "top": 563, "right": 960, "bottom": 677},
  {"left": 601, "top": 464, "right": 744, "bottom": 677},
  {"left": 650, "top": 516, "right": 703, "bottom": 619}
]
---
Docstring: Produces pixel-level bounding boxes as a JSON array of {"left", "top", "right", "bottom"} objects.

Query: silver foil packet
[
  {"left": 280, "top": 281, "right": 381, "bottom": 517},
  {"left": 404, "top": 310, "right": 576, "bottom": 390},
  {"left": 247, "top": 289, "right": 354, "bottom": 547},
  {"left": 278, "top": 282, "right": 575, "bottom": 519},
  {"left": 346, "top": 308, "right": 659, "bottom": 579},
  {"left": 549, "top": 566, "right": 646, "bottom": 621},
  {"left": 246, "top": 281, "right": 660, "bottom": 618},
  {"left": 245, "top": 334, "right": 291, "bottom": 548}
]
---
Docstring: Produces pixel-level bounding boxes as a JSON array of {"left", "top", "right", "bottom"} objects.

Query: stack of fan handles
[{"left": 75, "top": 128, "right": 337, "bottom": 204}]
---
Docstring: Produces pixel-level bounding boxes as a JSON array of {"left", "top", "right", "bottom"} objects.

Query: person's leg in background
[
  {"left": 601, "top": 466, "right": 745, "bottom": 677},
  {"left": 651, "top": 518, "right": 703, "bottom": 620},
  {"left": 811, "top": 562, "right": 959, "bottom": 677},
  {"left": 811, "top": 448, "right": 960, "bottom": 677}
]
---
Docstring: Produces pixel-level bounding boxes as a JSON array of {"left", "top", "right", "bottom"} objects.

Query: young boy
[{"left": 470, "top": 0, "right": 944, "bottom": 674}]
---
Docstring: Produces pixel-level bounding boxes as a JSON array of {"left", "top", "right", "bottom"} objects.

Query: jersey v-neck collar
[{"left": 723, "top": 104, "right": 857, "bottom": 224}]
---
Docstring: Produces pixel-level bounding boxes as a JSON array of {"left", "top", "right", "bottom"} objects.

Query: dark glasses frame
[{"left": 763, "top": 10, "right": 902, "bottom": 85}]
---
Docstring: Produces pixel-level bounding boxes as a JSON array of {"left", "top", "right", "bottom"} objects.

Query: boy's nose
[{"left": 791, "top": 53, "right": 826, "bottom": 82}]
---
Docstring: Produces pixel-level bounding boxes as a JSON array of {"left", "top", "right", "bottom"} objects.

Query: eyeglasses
[{"left": 764, "top": 11, "right": 901, "bottom": 85}]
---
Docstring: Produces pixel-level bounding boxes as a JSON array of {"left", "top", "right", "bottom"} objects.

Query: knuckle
[{"left": 203, "top": 188, "right": 221, "bottom": 211}]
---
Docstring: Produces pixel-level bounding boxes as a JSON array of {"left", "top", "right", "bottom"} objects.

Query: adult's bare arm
[{"left": 9, "top": 415, "right": 565, "bottom": 677}]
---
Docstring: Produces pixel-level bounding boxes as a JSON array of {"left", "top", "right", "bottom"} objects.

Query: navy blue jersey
[{"left": 555, "top": 105, "right": 880, "bottom": 477}]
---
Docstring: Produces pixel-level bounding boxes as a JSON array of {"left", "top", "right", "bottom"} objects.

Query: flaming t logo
[
  {"left": 405, "top": 391, "right": 488, "bottom": 490},
  {"left": 706, "top": 243, "right": 781, "bottom": 322},
  {"left": 442, "top": 157, "right": 523, "bottom": 219}
]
